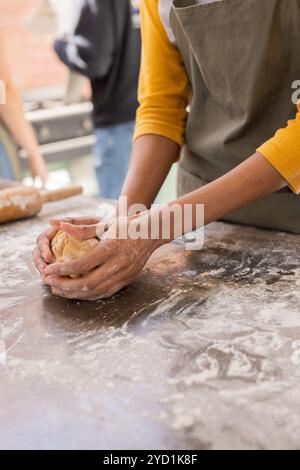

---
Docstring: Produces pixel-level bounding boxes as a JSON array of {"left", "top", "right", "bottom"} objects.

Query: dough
[{"left": 51, "top": 231, "right": 99, "bottom": 277}]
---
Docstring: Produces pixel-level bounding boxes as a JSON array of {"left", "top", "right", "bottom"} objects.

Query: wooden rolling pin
[{"left": 0, "top": 184, "right": 83, "bottom": 224}]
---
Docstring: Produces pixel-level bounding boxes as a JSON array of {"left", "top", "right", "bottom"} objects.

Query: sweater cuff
[
  {"left": 133, "top": 122, "right": 185, "bottom": 148},
  {"left": 257, "top": 140, "right": 300, "bottom": 194}
]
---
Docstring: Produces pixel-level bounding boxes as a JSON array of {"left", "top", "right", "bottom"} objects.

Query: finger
[
  {"left": 91, "top": 280, "right": 128, "bottom": 300},
  {"left": 44, "top": 258, "right": 122, "bottom": 292},
  {"left": 50, "top": 216, "right": 101, "bottom": 227},
  {"left": 49, "top": 219, "right": 62, "bottom": 229},
  {"left": 51, "top": 288, "right": 77, "bottom": 300},
  {"left": 52, "top": 267, "right": 133, "bottom": 300},
  {"left": 51, "top": 288, "right": 91, "bottom": 300},
  {"left": 60, "top": 222, "right": 99, "bottom": 241},
  {"left": 60, "top": 220, "right": 111, "bottom": 240},
  {"left": 50, "top": 272, "right": 127, "bottom": 301},
  {"left": 44, "top": 241, "right": 112, "bottom": 277},
  {"left": 40, "top": 170, "right": 47, "bottom": 187},
  {"left": 33, "top": 247, "right": 47, "bottom": 276},
  {"left": 36, "top": 227, "right": 57, "bottom": 263},
  {"left": 64, "top": 281, "right": 127, "bottom": 301}
]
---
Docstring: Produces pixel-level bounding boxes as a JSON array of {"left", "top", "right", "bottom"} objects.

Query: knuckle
[
  {"left": 110, "top": 265, "right": 120, "bottom": 275},
  {"left": 77, "top": 262, "right": 89, "bottom": 273},
  {"left": 81, "top": 280, "right": 94, "bottom": 292},
  {"left": 67, "top": 260, "right": 88, "bottom": 276}
]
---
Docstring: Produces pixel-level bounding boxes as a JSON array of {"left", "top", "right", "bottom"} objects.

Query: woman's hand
[
  {"left": 33, "top": 226, "right": 57, "bottom": 279},
  {"left": 28, "top": 151, "right": 48, "bottom": 186},
  {"left": 42, "top": 213, "right": 161, "bottom": 301},
  {"left": 33, "top": 216, "right": 101, "bottom": 279}
]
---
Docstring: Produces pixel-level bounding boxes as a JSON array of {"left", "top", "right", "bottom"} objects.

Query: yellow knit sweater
[{"left": 134, "top": 0, "right": 300, "bottom": 194}]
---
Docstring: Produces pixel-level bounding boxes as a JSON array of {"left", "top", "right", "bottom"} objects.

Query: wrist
[
  {"left": 27, "top": 149, "right": 43, "bottom": 161},
  {"left": 146, "top": 206, "right": 175, "bottom": 249}
]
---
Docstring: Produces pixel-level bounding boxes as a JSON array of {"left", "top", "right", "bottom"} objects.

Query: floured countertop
[{"left": 0, "top": 196, "right": 300, "bottom": 450}]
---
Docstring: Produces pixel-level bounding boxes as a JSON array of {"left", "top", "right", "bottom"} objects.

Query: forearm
[
  {"left": 156, "top": 152, "right": 286, "bottom": 243},
  {"left": 119, "top": 134, "right": 180, "bottom": 214},
  {"left": 0, "top": 85, "right": 41, "bottom": 159}
]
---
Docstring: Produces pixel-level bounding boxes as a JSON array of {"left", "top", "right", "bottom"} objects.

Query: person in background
[
  {"left": 54, "top": 0, "right": 141, "bottom": 199},
  {"left": 0, "top": 32, "right": 47, "bottom": 184}
]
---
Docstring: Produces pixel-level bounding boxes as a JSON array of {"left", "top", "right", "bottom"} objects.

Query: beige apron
[{"left": 170, "top": 0, "right": 300, "bottom": 233}]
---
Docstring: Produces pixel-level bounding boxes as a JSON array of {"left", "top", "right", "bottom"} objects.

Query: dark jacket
[{"left": 54, "top": 0, "right": 141, "bottom": 127}]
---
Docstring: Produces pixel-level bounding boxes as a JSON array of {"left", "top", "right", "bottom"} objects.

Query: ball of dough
[{"left": 51, "top": 231, "right": 99, "bottom": 277}]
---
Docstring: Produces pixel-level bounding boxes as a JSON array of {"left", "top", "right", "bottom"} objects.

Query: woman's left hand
[{"left": 42, "top": 214, "right": 161, "bottom": 300}]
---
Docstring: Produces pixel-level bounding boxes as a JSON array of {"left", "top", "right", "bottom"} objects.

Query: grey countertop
[{"left": 1, "top": 196, "right": 300, "bottom": 450}]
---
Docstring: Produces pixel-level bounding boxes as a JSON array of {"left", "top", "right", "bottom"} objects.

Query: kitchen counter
[{"left": 1, "top": 196, "right": 300, "bottom": 450}]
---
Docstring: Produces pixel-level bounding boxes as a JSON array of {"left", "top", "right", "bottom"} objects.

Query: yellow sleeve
[
  {"left": 134, "top": 0, "right": 189, "bottom": 147},
  {"left": 257, "top": 102, "right": 300, "bottom": 194}
]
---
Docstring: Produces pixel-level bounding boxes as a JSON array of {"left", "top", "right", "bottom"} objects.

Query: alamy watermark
[
  {"left": 291, "top": 80, "right": 300, "bottom": 105},
  {"left": 95, "top": 198, "right": 205, "bottom": 251}
]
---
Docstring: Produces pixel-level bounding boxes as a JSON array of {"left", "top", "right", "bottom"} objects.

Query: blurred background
[{"left": 0, "top": 0, "right": 177, "bottom": 202}]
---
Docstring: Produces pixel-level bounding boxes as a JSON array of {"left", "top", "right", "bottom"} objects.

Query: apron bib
[{"left": 170, "top": 0, "right": 300, "bottom": 232}]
